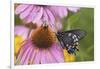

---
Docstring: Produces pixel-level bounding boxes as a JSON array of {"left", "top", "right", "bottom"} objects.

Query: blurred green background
[
  {"left": 15, "top": 7, "right": 94, "bottom": 62},
  {"left": 63, "top": 8, "right": 94, "bottom": 61}
]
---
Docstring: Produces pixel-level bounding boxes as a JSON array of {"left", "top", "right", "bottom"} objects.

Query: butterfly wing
[
  {"left": 65, "top": 29, "right": 86, "bottom": 40},
  {"left": 56, "top": 29, "right": 86, "bottom": 54},
  {"left": 56, "top": 34, "right": 65, "bottom": 49}
]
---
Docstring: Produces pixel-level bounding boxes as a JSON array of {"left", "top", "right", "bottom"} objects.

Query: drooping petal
[
  {"left": 15, "top": 4, "right": 80, "bottom": 32},
  {"left": 15, "top": 38, "right": 64, "bottom": 65},
  {"left": 68, "top": 7, "right": 80, "bottom": 13},
  {"left": 29, "top": 48, "right": 37, "bottom": 64},
  {"left": 40, "top": 49, "right": 47, "bottom": 64},
  {"left": 42, "top": 9, "right": 56, "bottom": 32},
  {"left": 23, "top": 47, "right": 33, "bottom": 65},
  {"left": 15, "top": 4, "right": 30, "bottom": 14},
  {"left": 20, "top": 5, "right": 33, "bottom": 19},
  {"left": 14, "top": 25, "right": 30, "bottom": 40},
  {"left": 50, "top": 6, "right": 68, "bottom": 18},
  {"left": 20, "top": 47, "right": 31, "bottom": 64},
  {"left": 24, "top": 6, "right": 39, "bottom": 23},
  {"left": 33, "top": 7, "right": 43, "bottom": 23},
  {"left": 45, "top": 8, "right": 55, "bottom": 27},
  {"left": 57, "top": 7, "right": 68, "bottom": 18},
  {"left": 44, "top": 9, "right": 56, "bottom": 32},
  {"left": 49, "top": 43, "right": 64, "bottom": 62},
  {"left": 46, "top": 49, "right": 57, "bottom": 63},
  {"left": 16, "top": 39, "right": 34, "bottom": 64},
  {"left": 33, "top": 49, "right": 41, "bottom": 64},
  {"left": 33, "top": 20, "right": 43, "bottom": 27},
  {"left": 55, "top": 20, "right": 63, "bottom": 31},
  {"left": 42, "top": 9, "right": 49, "bottom": 22},
  {"left": 16, "top": 43, "right": 29, "bottom": 65}
]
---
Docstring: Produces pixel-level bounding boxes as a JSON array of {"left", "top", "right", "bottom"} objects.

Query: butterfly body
[{"left": 56, "top": 29, "right": 86, "bottom": 54}]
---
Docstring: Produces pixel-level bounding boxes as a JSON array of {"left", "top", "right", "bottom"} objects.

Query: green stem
[{"left": 66, "top": 19, "right": 71, "bottom": 30}]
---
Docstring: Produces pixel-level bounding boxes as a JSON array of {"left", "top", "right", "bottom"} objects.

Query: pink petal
[
  {"left": 15, "top": 42, "right": 30, "bottom": 64},
  {"left": 33, "top": 7, "right": 43, "bottom": 23},
  {"left": 25, "top": 6, "right": 40, "bottom": 23},
  {"left": 25, "top": 39, "right": 37, "bottom": 64},
  {"left": 50, "top": 6, "right": 68, "bottom": 18},
  {"left": 33, "top": 20, "right": 43, "bottom": 27},
  {"left": 30, "top": 48, "right": 36, "bottom": 64},
  {"left": 20, "top": 47, "right": 31, "bottom": 64},
  {"left": 58, "top": 7, "right": 68, "bottom": 18},
  {"left": 49, "top": 24, "right": 56, "bottom": 32},
  {"left": 43, "top": 9, "right": 49, "bottom": 22},
  {"left": 24, "top": 47, "right": 33, "bottom": 64},
  {"left": 55, "top": 20, "right": 62, "bottom": 31},
  {"left": 40, "top": 49, "right": 47, "bottom": 64},
  {"left": 30, "top": 49, "right": 36, "bottom": 64},
  {"left": 44, "top": 49, "right": 57, "bottom": 63},
  {"left": 68, "top": 7, "right": 80, "bottom": 13},
  {"left": 33, "top": 49, "right": 41, "bottom": 64},
  {"left": 15, "top": 49, "right": 23, "bottom": 64},
  {"left": 15, "top": 4, "right": 29, "bottom": 15},
  {"left": 49, "top": 43, "right": 64, "bottom": 62},
  {"left": 45, "top": 8, "right": 55, "bottom": 25},
  {"left": 14, "top": 25, "right": 30, "bottom": 40},
  {"left": 20, "top": 5, "right": 33, "bottom": 19}
]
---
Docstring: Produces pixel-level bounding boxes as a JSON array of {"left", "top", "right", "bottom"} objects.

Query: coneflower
[
  {"left": 15, "top": 22, "right": 64, "bottom": 65},
  {"left": 15, "top": 3, "right": 80, "bottom": 31}
]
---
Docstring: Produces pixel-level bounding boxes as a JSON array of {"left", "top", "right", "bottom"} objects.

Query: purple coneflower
[
  {"left": 15, "top": 4, "right": 80, "bottom": 31},
  {"left": 15, "top": 23, "right": 64, "bottom": 65}
]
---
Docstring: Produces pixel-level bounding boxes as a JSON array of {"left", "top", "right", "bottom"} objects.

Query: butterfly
[{"left": 56, "top": 29, "right": 86, "bottom": 54}]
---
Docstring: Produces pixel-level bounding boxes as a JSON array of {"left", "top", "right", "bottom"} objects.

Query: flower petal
[
  {"left": 25, "top": 6, "right": 40, "bottom": 23},
  {"left": 24, "top": 47, "right": 33, "bottom": 64},
  {"left": 29, "top": 44, "right": 40, "bottom": 64},
  {"left": 45, "top": 49, "right": 57, "bottom": 63},
  {"left": 29, "top": 48, "right": 37, "bottom": 64},
  {"left": 15, "top": 4, "right": 29, "bottom": 15},
  {"left": 15, "top": 25, "right": 30, "bottom": 40},
  {"left": 50, "top": 6, "right": 68, "bottom": 18},
  {"left": 45, "top": 8, "right": 55, "bottom": 26},
  {"left": 43, "top": 9, "right": 49, "bottom": 21},
  {"left": 20, "top": 5, "right": 33, "bottom": 19},
  {"left": 15, "top": 44, "right": 30, "bottom": 65},
  {"left": 68, "top": 7, "right": 80, "bottom": 13},
  {"left": 57, "top": 7, "right": 68, "bottom": 18},
  {"left": 40, "top": 49, "right": 47, "bottom": 64},
  {"left": 55, "top": 20, "right": 63, "bottom": 31},
  {"left": 33, "top": 7, "right": 43, "bottom": 23},
  {"left": 20, "top": 47, "right": 31, "bottom": 64},
  {"left": 49, "top": 43, "right": 64, "bottom": 62},
  {"left": 33, "top": 48, "right": 41, "bottom": 64}
]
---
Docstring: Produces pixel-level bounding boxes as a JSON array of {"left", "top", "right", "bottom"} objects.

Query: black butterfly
[{"left": 56, "top": 29, "right": 86, "bottom": 54}]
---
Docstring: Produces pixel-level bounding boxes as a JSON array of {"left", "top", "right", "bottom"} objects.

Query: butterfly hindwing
[{"left": 56, "top": 29, "right": 86, "bottom": 54}]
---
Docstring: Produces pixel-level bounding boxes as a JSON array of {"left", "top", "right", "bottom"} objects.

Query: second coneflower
[
  {"left": 15, "top": 4, "right": 80, "bottom": 32},
  {"left": 15, "top": 22, "right": 64, "bottom": 65}
]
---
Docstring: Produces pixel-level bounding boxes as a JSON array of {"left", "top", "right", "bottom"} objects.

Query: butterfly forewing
[
  {"left": 65, "top": 29, "right": 86, "bottom": 40},
  {"left": 56, "top": 29, "right": 86, "bottom": 54}
]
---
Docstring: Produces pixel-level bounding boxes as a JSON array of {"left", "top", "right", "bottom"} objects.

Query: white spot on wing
[{"left": 68, "top": 33, "right": 72, "bottom": 36}]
